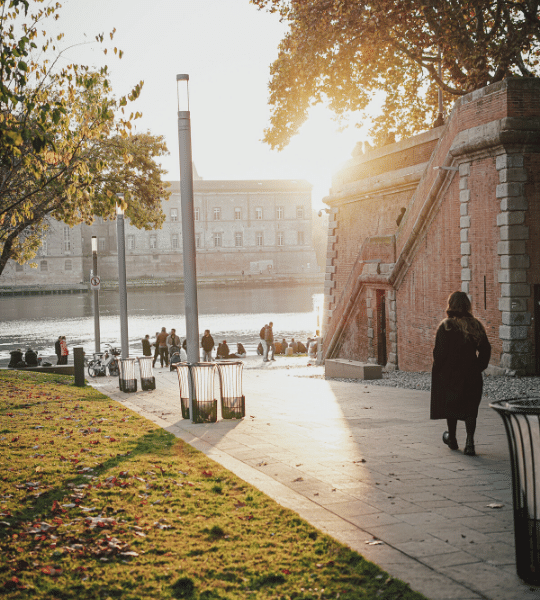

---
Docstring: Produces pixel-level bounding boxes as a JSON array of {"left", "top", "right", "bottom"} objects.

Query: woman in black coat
[{"left": 431, "top": 291, "right": 491, "bottom": 456}]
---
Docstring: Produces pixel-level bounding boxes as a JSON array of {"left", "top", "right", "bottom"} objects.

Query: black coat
[{"left": 430, "top": 318, "right": 491, "bottom": 420}]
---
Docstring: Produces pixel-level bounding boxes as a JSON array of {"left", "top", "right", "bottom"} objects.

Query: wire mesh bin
[
  {"left": 137, "top": 356, "right": 155, "bottom": 391},
  {"left": 118, "top": 358, "right": 137, "bottom": 393},
  {"left": 216, "top": 360, "right": 245, "bottom": 419},
  {"left": 490, "top": 398, "right": 540, "bottom": 585},
  {"left": 176, "top": 362, "right": 218, "bottom": 423},
  {"left": 175, "top": 363, "right": 191, "bottom": 419}
]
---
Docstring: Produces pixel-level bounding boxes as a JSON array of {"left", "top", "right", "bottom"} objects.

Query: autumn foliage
[{"left": 252, "top": 0, "right": 540, "bottom": 147}]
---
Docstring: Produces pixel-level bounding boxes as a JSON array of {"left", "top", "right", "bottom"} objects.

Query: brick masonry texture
[{"left": 323, "top": 78, "right": 540, "bottom": 375}]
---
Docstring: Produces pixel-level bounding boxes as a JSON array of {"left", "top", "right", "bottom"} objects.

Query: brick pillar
[
  {"left": 459, "top": 162, "right": 472, "bottom": 295},
  {"left": 321, "top": 208, "right": 339, "bottom": 337},
  {"left": 387, "top": 289, "right": 398, "bottom": 371},
  {"left": 496, "top": 154, "right": 532, "bottom": 375}
]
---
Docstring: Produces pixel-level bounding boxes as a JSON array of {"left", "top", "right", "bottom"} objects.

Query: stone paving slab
[{"left": 89, "top": 360, "right": 540, "bottom": 600}]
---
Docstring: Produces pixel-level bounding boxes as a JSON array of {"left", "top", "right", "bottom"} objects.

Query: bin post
[
  {"left": 137, "top": 357, "right": 155, "bottom": 390},
  {"left": 73, "top": 347, "right": 85, "bottom": 387},
  {"left": 215, "top": 360, "right": 245, "bottom": 419},
  {"left": 490, "top": 398, "right": 540, "bottom": 585},
  {"left": 118, "top": 358, "right": 137, "bottom": 393},
  {"left": 175, "top": 362, "right": 217, "bottom": 423}
]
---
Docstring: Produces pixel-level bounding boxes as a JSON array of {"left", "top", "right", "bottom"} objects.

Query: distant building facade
[{"left": 1, "top": 176, "right": 319, "bottom": 287}]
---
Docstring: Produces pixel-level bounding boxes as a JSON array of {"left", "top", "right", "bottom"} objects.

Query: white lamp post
[
  {"left": 116, "top": 197, "right": 129, "bottom": 359},
  {"left": 91, "top": 236, "right": 100, "bottom": 354},
  {"left": 177, "top": 74, "right": 200, "bottom": 365}
]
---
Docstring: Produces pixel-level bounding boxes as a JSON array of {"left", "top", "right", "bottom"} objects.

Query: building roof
[{"left": 165, "top": 179, "right": 312, "bottom": 194}]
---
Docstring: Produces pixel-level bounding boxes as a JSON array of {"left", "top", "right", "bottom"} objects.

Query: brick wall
[{"left": 324, "top": 78, "right": 540, "bottom": 375}]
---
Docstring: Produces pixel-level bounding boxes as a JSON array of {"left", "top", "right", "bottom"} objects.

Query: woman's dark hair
[{"left": 444, "top": 291, "right": 486, "bottom": 342}]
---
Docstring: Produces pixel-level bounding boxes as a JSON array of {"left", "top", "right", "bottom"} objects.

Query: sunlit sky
[{"left": 46, "top": 0, "right": 368, "bottom": 208}]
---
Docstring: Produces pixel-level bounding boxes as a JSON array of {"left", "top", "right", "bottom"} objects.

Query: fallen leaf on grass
[{"left": 41, "top": 566, "right": 62, "bottom": 576}]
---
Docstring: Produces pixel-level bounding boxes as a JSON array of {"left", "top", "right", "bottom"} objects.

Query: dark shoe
[
  {"left": 464, "top": 437, "right": 476, "bottom": 456},
  {"left": 442, "top": 431, "right": 459, "bottom": 450}
]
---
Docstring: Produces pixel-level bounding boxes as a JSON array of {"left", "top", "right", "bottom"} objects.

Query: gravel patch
[{"left": 329, "top": 370, "right": 540, "bottom": 402}]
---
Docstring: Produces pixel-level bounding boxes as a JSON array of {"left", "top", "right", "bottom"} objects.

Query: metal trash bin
[
  {"left": 137, "top": 356, "right": 155, "bottom": 391},
  {"left": 175, "top": 362, "right": 218, "bottom": 423},
  {"left": 491, "top": 398, "right": 540, "bottom": 584},
  {"left": 175, "top": 363, "right": 191, "bottom": 419},
  {"left": 118, "top": 358, "right": 137, "bottom": 393},
  {"left": 216, "top": 360, "right": 245, "bottom": 419}
]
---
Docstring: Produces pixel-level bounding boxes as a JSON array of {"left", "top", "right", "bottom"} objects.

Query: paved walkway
[{"left": 90, "top": 357, "right": 539, "bottom": 600}]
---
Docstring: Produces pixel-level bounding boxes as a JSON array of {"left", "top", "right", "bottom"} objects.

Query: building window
[
  {"left": 256, "top": 232, "right": 263, "bottom": 247},
  {"left": 171, "top": 208, "right": 178, "bottom": 222},
  {"left": 255, "top": 207, "right": 263, "bottom": 220},
  {"left": 65, "top": 259, "right": 72, "bottom": 271},
  {"left": 235, "top": 232, "right": 243, "bottom": 247},
  {"left": 213, "top": 232, "right": 222, "bottom": 247},
  {"left": 277, "top": 206, "right": 284, "bottom": 220},
  {"left": 277, "top": 232, "right": 284, "bottom": 246},
  {"left": 150, "top": 235, "right": 157, "bottom": 249},
  {"left": 234, "top": 207, "right": 242, "bottom": 220},
  {"left": 40, "top": 260, "right": 48, "bottom": 272},
  {"left": 296, "top": 206, "right": 304, "bottom": 219},
  {"left": 63, "top": 226, "right": 71, "bottom": 252},
  {"left": 213, "top": 207, "right": 221, "bottom": 221},
  {"left": 98, "top": 238, "right": 106, "bottom": 252},
  {"left": 15, "top": 263, "right": 23, "bottom": 272},
  {"left": 194, "top": 207, "right": 200, "bottom": 221},
  {"left": 196, "top": 234, "right": 202, "bottom": 248},
  {"left": 297, "top": 231, "right": 305, "bottom": 245},
  {"left": 172, "top": 234, "right": 179, "bottom": 249},
  {"left": 127, "top": 235, "right": 135, "bottom": 250}
]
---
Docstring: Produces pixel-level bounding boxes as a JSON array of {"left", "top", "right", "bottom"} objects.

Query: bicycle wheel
[{"left": 88, "top": 362, "right": 99, "bottom": 378}]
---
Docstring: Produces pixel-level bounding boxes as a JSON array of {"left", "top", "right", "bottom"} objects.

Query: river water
[{"left": 0, "top": 284, "right": 323, "bottom": 363}]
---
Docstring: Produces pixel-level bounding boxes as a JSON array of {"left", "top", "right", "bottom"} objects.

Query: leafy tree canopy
[
  {"left": 0, "top": 0, "right": 169, "bottom": 276},
  {"left": 251, "top": 0, "right": 540, "bottom": 148}
]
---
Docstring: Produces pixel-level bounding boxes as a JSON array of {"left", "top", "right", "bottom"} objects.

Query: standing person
[
  {"left": 156, "top": 327, "right": 169, "bottom": 368},
  {"left": 141, "top": 335, "right": 152, "bottom": 357},
  {"left": 152, "top": 331, "right": 160, "bottom": 367},
  {"left": 431, "top": 291, "right": 491, "bottom": 456},
  {"left": 166, "top": 329, "right": 180, "bottom": 354},
  {"left": 260, "top": 324, "right": 268, "bottom": 361},
  {"left": 60, "top": 336, "right": 69, "bottom": 365},
  {"left": 54, "top": 336, "right": 62, "bottom": 365},
  {"left": 264, "top": 322, "right": 275, "bottom": 361},
  {"left": 201, "top": 329, "right": 215, "bottom": 362}
]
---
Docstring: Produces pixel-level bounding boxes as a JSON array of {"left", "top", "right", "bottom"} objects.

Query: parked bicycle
[{"left": 87, "top": 345, "right": 121, "bottom": 377}]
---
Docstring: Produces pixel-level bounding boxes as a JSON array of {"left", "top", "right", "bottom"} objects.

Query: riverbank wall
[{"left": 0, "top": 273, "right": 324, "bottom": 297}]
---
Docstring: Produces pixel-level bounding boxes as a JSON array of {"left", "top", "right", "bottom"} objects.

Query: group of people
[
  {"left": 256, "top": 328, "right": 317, "bottom": 361},
  {"left": 54, "top": 336, "right": 69, "bottom": 365},
  {"left": 142, "top": 328, "right": 247, "bottom": 367}
]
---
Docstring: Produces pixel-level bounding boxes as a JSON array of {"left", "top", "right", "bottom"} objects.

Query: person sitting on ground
[
  {"left": 228, "top": 342, "right": 246, "bottom": 359},
  {"left": 281, "top": 338, "right": 288, "bottom": 353},
  {"left": 25, "top": 347, "right": 38, "bottom": 367},
  {"left": 257, "top": 342, "right": 263, "bottom": 356},
  {"left": 274, "top": 341, "right": 283, "bottom": 355},
  {"left": 216, "top": 340, "right": 230, "bottom": 359},
  {"left": 290, "top": 338, "right": 298, "bottom": 354},
  {"left": 296, "top": 340, "right": 307, "bottom": 353},
  {"left": 9, "top": 349, "right": 23, "bottom": 368}
]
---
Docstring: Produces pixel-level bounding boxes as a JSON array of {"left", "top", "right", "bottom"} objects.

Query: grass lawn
[{"left": 0, "top": 370, "right": 428, "bottom": 600}]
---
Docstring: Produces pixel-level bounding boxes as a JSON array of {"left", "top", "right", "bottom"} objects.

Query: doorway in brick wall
[
  {"left": 535, "top": 285, "right": 540, "bottom": 375},
  {"left": 376, "top": 290, "right": 387, "bottom": 366}
]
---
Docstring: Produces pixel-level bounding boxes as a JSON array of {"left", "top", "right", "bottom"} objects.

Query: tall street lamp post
[
  {"left": 116, "top": 197, "right": 129, "bottom": 359},
  {"left": 177, "top": 74, "right": 200, "bottom": 423},
  {"left": 91, "top": 236, "right": 100, "bottom": 354},
  {"left": 177, "top": 74, "right": 200, "bottom": 364}
]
